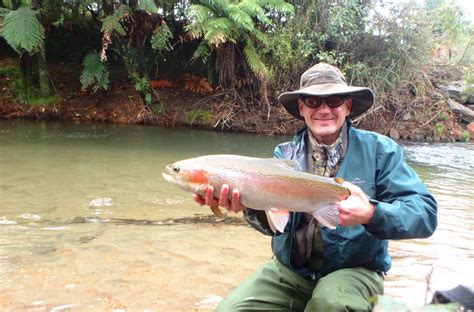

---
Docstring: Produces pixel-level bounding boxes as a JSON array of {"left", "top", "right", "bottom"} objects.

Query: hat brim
[{"left": 278, "top": 83, "right": 374, "bottom": 120}]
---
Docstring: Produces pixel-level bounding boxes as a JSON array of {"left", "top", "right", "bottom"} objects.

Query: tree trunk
[
  {"left": 38, "top": 43, "right": 51, "bottom": 97},
  {"left": 19, "top": 54, "right": 34, "bottom": 100},
  {"left": 32, "top": 0, "right": 52, "bottom": 98}
]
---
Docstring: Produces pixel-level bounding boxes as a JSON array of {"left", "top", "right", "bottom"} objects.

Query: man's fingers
[
  {"left": 231, "top": 189, "right": 242, "bottom": 212},
  {"left": 204, "top": 186, "right": 217, "bottom": 206},
  {"left": 193, "top": 193, "right": 205, "bottom": 206},
  {"left": 218, "top": 184, "right": 230, "bottom": 208}
]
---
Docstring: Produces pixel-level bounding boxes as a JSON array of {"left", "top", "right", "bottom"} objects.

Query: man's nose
[{"left": 316, "top": 101, "right": 331, "bottom": 112}]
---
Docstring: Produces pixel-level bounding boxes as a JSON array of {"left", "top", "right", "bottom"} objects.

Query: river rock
[
  {"left": 439, "top": 81, "right": 474, "bottom": 104},
  {"left": 439, "top": 82, "right": 464, "bottom": 102},
  {"left": 447, "top": 99, "right": 474, "bottom": 122},
  {"left": 389, "top": 129, "right": 400, "bottom": 140},
  {"left": 402, "top": 112, "right": 412, "bottom": 121}
]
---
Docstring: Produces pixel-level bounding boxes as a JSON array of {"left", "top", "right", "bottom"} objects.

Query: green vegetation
[
  {"left": 0, "top": 0, "right": 472, "bottom": 136},
  {"left": 435, "top": 122, "right": 446, "bottom": 137},
  {"left": 80, "top": 51, "right": 109, "bottom": 93},
  {"left": 185, "top": 109, "right": 212, "bottom": 125},
  {"left": 460, "top": 130, "right": 470, "bottom": 142}
]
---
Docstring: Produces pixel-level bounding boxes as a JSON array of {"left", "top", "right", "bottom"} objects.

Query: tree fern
[
  {"left": 238, "top": 0, "right": 270, "bottom": 25},
  {"left": 226, "top": 4, "right": 254, "bottom": 31},
  {"left": 187, "top": 4, "right": 213, "bottom": 24},
  {"left": 151, "top": 22, "right": 173, "bottom": 54},
  {"left": 101, "top": 5, "right": 130, "bottom": 36},
  {"left": 186, "top": 0, "right": 293, "bottom": 88},
  {"left": 80, "top": 51, "right": 110, "bottom": 93},
  {"left": 243, "top": 42, "right": 268, "bottom": 79},
  {"left": 191, "top": 41, "right": 210, "bottom": 62},
  {"left": 259, "top": 0, "right": 295, "bottom": 15},
  {"left": 0, "top": 6, "right": 45, "bottom": 54},
  {"left": 138, "top": 0, "right": 158, "bottom": 13}
]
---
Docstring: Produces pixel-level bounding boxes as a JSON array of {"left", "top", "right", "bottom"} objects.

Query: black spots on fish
[{"left": 334, "top": 177, "right": 345, "bottom": 185}]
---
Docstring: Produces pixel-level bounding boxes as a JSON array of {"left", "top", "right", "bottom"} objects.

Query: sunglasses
[{"left": 300, "top": 95, "right": 348, "bottom": 109}]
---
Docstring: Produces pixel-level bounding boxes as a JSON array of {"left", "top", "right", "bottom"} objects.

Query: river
[{"left": 0, "top": 120, "right": 473, "bottom": 311}]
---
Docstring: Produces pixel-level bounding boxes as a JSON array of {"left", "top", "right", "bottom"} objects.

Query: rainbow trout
[{"left": 162, "top": 155, "right": 350, "bottom": 232}]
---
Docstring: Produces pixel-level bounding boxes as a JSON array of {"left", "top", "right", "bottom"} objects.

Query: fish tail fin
[
  {"left": 312, "top": 204, "right": 338, "bottom": 229},
  {"left": 265, "top": 209, "right": 290, "bottom": 233}
]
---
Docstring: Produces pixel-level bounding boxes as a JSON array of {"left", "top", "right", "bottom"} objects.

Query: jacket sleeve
[
  {"left": 365, "top": 139, "right": 438, "bottom": 239},
  {"left": 242, "top": 144, "right": 287, "bottom": 236}
]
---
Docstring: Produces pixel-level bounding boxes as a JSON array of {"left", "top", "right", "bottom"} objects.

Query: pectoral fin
[
  {"left": 265, "top": 209, "right": 290, "bottom": 233},
  {"left": 312, "top": 204, "right": 339, "bottom": 229}
]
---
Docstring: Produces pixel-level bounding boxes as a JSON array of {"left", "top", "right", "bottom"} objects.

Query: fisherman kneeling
[{"left": 194, "top": 63, "right": 438, "bottom": 311}]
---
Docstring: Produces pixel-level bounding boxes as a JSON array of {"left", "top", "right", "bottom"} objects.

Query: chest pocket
[{"left": 348, "top": 178, "right": 376, "bottom": 199}]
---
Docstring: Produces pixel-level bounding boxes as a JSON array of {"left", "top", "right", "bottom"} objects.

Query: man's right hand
[{"left": 193, "top": 184, "right": 245, "bottom": 213}]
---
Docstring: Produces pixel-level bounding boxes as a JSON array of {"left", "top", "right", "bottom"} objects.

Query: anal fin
[{"left": 265, "top": 209, "right": 290, "bottom": 233}]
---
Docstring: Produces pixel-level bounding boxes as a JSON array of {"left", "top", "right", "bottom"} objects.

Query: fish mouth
[
  {"left": 162, "top": 171, "right": 174, "bottom": 183},
  {"left": 162, "top": 165, "right": 176, "bottom": 183}
]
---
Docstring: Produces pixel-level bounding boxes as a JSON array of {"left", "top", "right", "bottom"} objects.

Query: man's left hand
[{"left": 338, "top": 181, "right": 375, "bottom": 227}]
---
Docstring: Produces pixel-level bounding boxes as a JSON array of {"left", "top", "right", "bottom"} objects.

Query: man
[{"left": 194, "top": 63, "right": 438, "bottom": 311}]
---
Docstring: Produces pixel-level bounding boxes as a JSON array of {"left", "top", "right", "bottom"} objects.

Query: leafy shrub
[{"left": 80, "top": 51, "right": 110, "bottom": 93}]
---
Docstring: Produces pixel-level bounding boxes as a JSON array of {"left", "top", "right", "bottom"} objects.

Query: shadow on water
[
  {"left": 64, "top": 214, "right": 247, "bottom": 227},
  {"left": 110, "top": 215, "right": 248, "bottom": 226}
]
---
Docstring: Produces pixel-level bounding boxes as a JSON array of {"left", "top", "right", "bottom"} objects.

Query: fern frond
[
  {"left": 185, "top": 22, "right": 205, "bottom": 40},
  {"left": 226, "top": 4, "right": 254, "bottom": 31},
  {"left": 259, "top": 0, "right": 295, "bottom": 15},
  {"left": 243, "top": 42, "right": 268, "bottom": 79},
  {"left": 188, "top": 4, "right": 213, "bottom": 23},
  {"left": 205, "top": 18, "right": 235, "bottom": 46},
  {"left": 151, "top": 23, "right": 173, "bottom": 53},
  {"left": 205, "top": 30, "right": 232, "bottom": 47},
  {"left": 207, "top": 17, "right": 233, "bottom": 31},
  {"left": 238, "top": 0, "right": 262, "bottom": 17},
  {"left": 252, "top": 28, "right": 269, "bottom": 45},
  {"left": 201, "top": 0, "right": 228, "bottom": 16},
  {"left": 138, "top": 0, "right": 158, "bottom": 13},
  {"left": 0, "top": 8, "right": 10, "bottom": 27},
  {"left": 101, "top": 5, "right": 130, "bottom": 36},
  {"left": 80, "top": 51, "right": 110, "bottom": 93},
  {"left": 239, "top": 0, "right": 271, "bottom": 25},
  {"left": 191, "top": 41, "right": 211, "bottom": 63},
  {"left": 0, "top": 7, "right": 45, "bottom": 54}
]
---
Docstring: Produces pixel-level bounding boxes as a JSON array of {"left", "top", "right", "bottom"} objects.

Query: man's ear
[
  {"left": 346, "top": 98, "right": 353, "bottom": 115},
  {"left": 297, "top": 98, "right": 304, "bottom": 116}
]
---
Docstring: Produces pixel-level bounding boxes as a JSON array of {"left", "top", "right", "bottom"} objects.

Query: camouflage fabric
[{"left": 306, "top": 122, "right": 347, "bottom": 178}]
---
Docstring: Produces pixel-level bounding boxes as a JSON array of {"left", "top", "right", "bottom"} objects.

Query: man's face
[{"left": 298, "top": 96, "right": 352, "bottom": 145}]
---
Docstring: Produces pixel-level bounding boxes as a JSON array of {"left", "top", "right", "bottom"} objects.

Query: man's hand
[
  {"left": 193, "top": 184, "right": 245, "bottom": 213},
  {"left": 338, "top": 181, "right": 375, "bottom": 227}
]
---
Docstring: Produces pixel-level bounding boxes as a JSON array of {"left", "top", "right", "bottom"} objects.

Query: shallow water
[{"left": 0, "top": 120, "right": 473, "bottom": 310}]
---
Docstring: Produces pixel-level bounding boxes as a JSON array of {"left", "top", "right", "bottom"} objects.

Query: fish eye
[{"left": 172, "top": 166, "right": 180, "bottom": 173}]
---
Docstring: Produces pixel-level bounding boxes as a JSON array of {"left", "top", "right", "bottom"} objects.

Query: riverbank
[{"left": 1, "top": 57, "right": 472, "bottom": 141}]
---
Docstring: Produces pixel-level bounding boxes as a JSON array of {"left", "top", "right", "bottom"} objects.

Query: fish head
[{"left": 162, "top": 159, "right": 210, "bottom": 194}]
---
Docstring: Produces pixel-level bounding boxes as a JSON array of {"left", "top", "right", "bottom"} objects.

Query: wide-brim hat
[{"left": 278, "top": 63, "right": 374, "bottom": 120}]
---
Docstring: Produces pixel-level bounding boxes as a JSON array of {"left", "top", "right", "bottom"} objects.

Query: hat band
[{"left": 302, "top": 77, "right": 347, "bottom": 88}]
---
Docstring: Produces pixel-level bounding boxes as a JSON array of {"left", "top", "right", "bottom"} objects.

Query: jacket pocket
[{"left": 336, "top": 225, "right": 379, "bottom": 266}]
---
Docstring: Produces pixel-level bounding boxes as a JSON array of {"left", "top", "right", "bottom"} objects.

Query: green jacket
[{"left": 244, "top": 120, "right": 438, "bottom": 280}]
